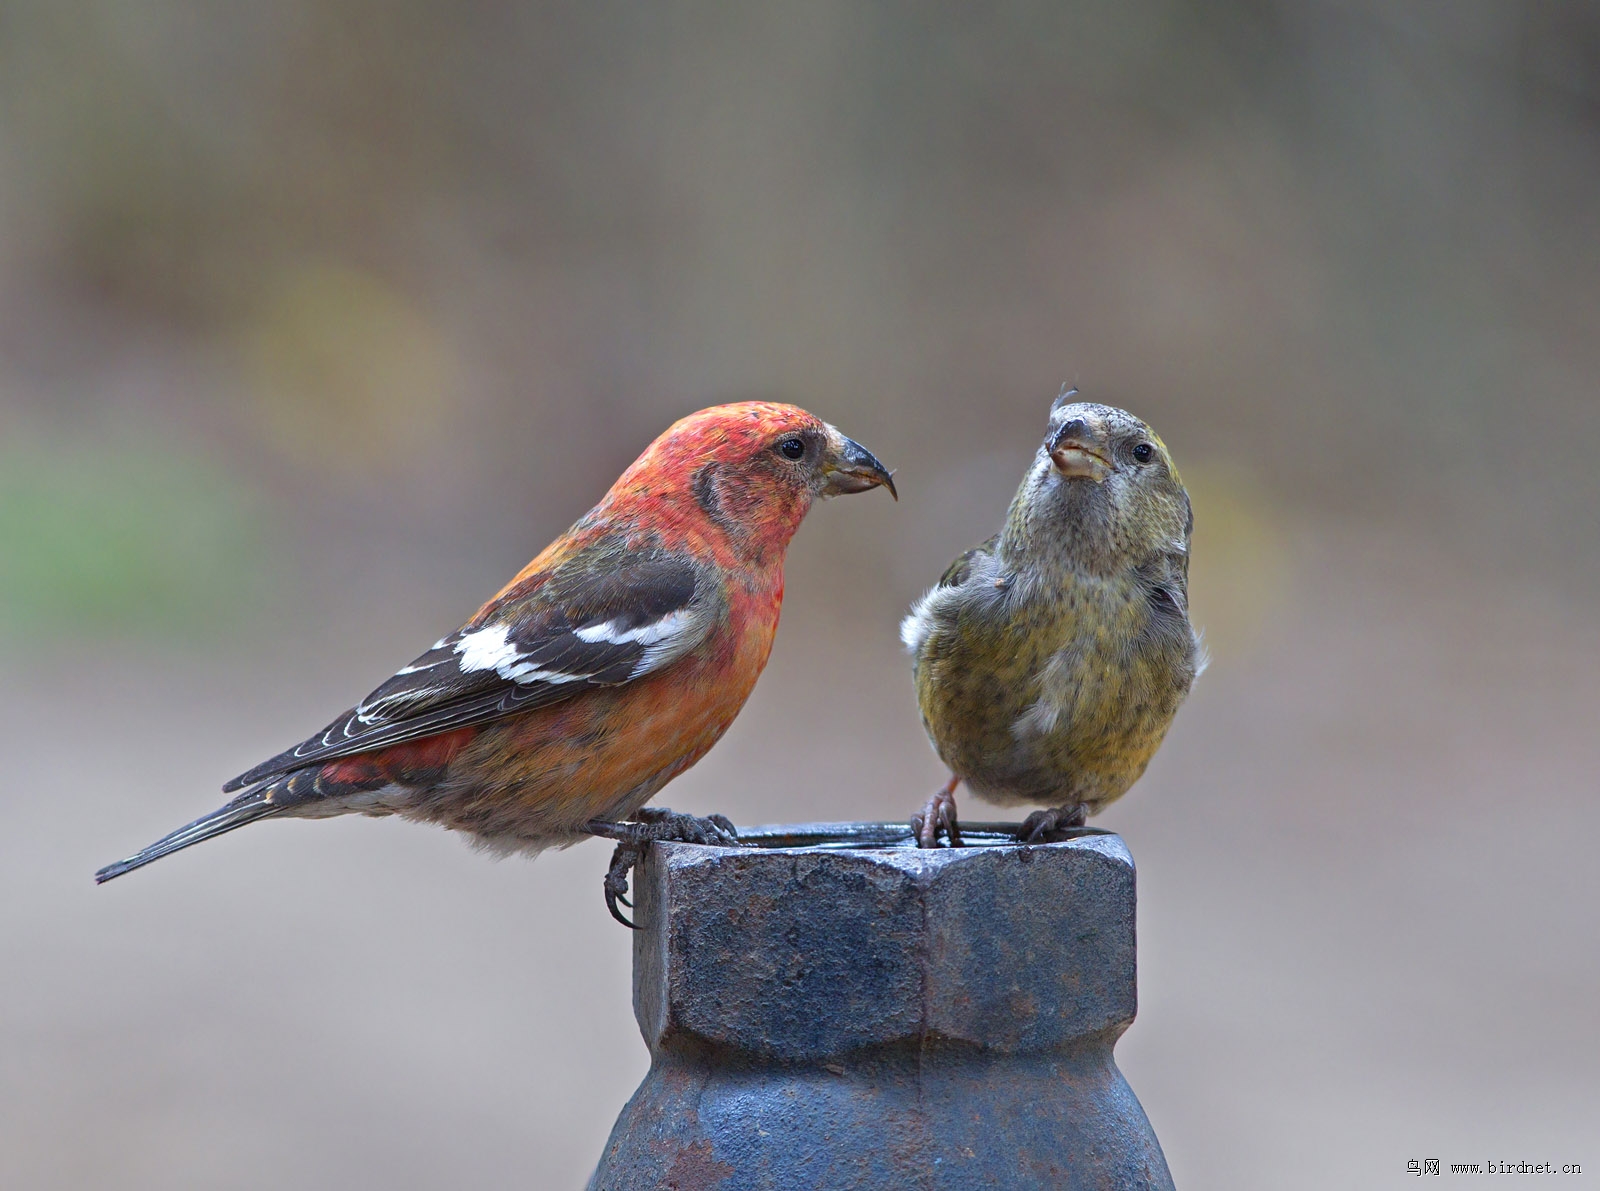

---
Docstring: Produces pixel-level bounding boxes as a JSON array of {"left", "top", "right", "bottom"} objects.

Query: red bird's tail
[{"left": 94, "top": 786, "right": 281, "bottom": 883}]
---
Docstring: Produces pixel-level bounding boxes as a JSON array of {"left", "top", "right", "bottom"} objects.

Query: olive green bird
[{"left": 901, "top": 389, "right": 1202, "bottom": 847}]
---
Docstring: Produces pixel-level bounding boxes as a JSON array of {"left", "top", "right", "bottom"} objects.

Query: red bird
[{"left": 96, "top": 403, "right": 895, "bottom": 921}]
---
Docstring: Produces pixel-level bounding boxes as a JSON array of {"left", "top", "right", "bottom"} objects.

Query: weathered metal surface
[{"left": 588, "top": 826, "right": 1174, "bottom": 1191}]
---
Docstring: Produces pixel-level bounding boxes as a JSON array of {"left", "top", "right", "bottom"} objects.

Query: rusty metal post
[{"left": 588, "top": 824, "right": 1173, "bottom": 1191}]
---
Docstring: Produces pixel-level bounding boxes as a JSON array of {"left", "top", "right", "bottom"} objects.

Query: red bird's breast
[{"left": 333, "top": 570, "right": 787, "bottom": 848}]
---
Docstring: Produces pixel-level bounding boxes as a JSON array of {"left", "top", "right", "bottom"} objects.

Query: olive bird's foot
[
  {"left": 1017, "top": 803, "right": 1089, "bottom": 843},
  {"left": 586, "top": 808, "right": 744, "bottom": 928},
  {"left": 911, "top": 778, "right": 963, "bottom": 848}
]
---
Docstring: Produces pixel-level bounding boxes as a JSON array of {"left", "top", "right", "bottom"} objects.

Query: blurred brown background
[{"left": 3, "top": 2, "right": 1598, "bottom": 1187}]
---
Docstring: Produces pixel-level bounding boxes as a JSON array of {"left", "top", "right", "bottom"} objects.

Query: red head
[{"left": 600, "top": 402, "right": 896, "bottom": 558}]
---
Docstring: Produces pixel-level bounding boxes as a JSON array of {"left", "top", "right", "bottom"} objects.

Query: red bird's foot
[
  {"left": 587, "top": 808, "right": 744, "bottom": 927},
  {"left": 911, "top": 777, "right": 962, "bottom": 848},
  {"left": 1017, "top": 803, "right": 1090, "bottom": 843},
  {"left": 602, "top": 843, "right": 644, "bottom": 928},
  {"left": 629, "top": 807, "right": 742, "bottom": 846}
]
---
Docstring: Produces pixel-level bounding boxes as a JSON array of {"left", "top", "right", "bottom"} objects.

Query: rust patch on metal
[{"left": 663, "top": 1140, "right": 734, "bottom": 1189}]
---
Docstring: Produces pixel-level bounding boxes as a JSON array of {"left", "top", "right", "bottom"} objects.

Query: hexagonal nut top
[{"left": 631, "top": 833, "right": 1137, "bottom": 1062}]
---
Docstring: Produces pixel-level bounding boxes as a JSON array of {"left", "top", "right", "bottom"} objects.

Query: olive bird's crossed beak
[
  {"left": 1048, "top": 416, "right": 1111, "bottom": 482},
  {"left": 820, "top": 427, "right": 898, "bottom": 500}
]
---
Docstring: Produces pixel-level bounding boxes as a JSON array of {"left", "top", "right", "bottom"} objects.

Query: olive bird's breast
[{"left": 912, "top": 565, "right": 1197, "bottom": 810}]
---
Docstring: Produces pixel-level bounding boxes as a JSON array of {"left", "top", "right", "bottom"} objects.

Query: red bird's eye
[{"left": 777, "top": 437, "right": 806, "bottom": 460}]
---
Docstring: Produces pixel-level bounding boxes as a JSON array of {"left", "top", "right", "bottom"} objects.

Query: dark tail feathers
[{"left": 95, "top": 788, "right": 280, "bottom": 884}]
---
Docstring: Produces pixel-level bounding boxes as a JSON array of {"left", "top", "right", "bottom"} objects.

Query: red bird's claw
[
  {"left": 704, "top": 813, "right": 742, "bottom": 845},
  {"left": 630, "top": 807, "right": 743, "bottom": 847},
  {"left": 593, "top": 809, "right": 746, "bottom": 927},
  {"left": 603, "top": 842, "right": 644, "bottom": 929}
]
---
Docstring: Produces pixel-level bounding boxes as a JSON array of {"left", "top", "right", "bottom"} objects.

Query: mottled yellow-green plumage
[{"left": 902, "top": 393, "right": 1200, "bottom": 843}]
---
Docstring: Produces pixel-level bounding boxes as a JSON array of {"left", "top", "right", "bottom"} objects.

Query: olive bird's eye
[
  {"left": 777, "top": 437, "right": 806, "bottom": 460},
  {"left": 1132, "top": 442, "right": 1154, "bottom": 464}
]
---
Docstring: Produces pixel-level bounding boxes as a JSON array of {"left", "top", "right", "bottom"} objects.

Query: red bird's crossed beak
[{"left": 819, "top": 427, "right": 897, "bottom": 500}]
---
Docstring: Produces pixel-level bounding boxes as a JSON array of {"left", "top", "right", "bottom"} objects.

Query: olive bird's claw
[
  {"left": 911, "top": 779, "right": 963, "bottom": 848},
  {"left": 1016, "top": 803, "right": 1090, "bottom": 843},
  {"left": 587, "top": 807, "right": 746, "bottom": 928}
]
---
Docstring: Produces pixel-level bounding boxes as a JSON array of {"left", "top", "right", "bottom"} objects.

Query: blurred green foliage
[{"left": 0, "top": 442, "right": 272, "bottom": 642}]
